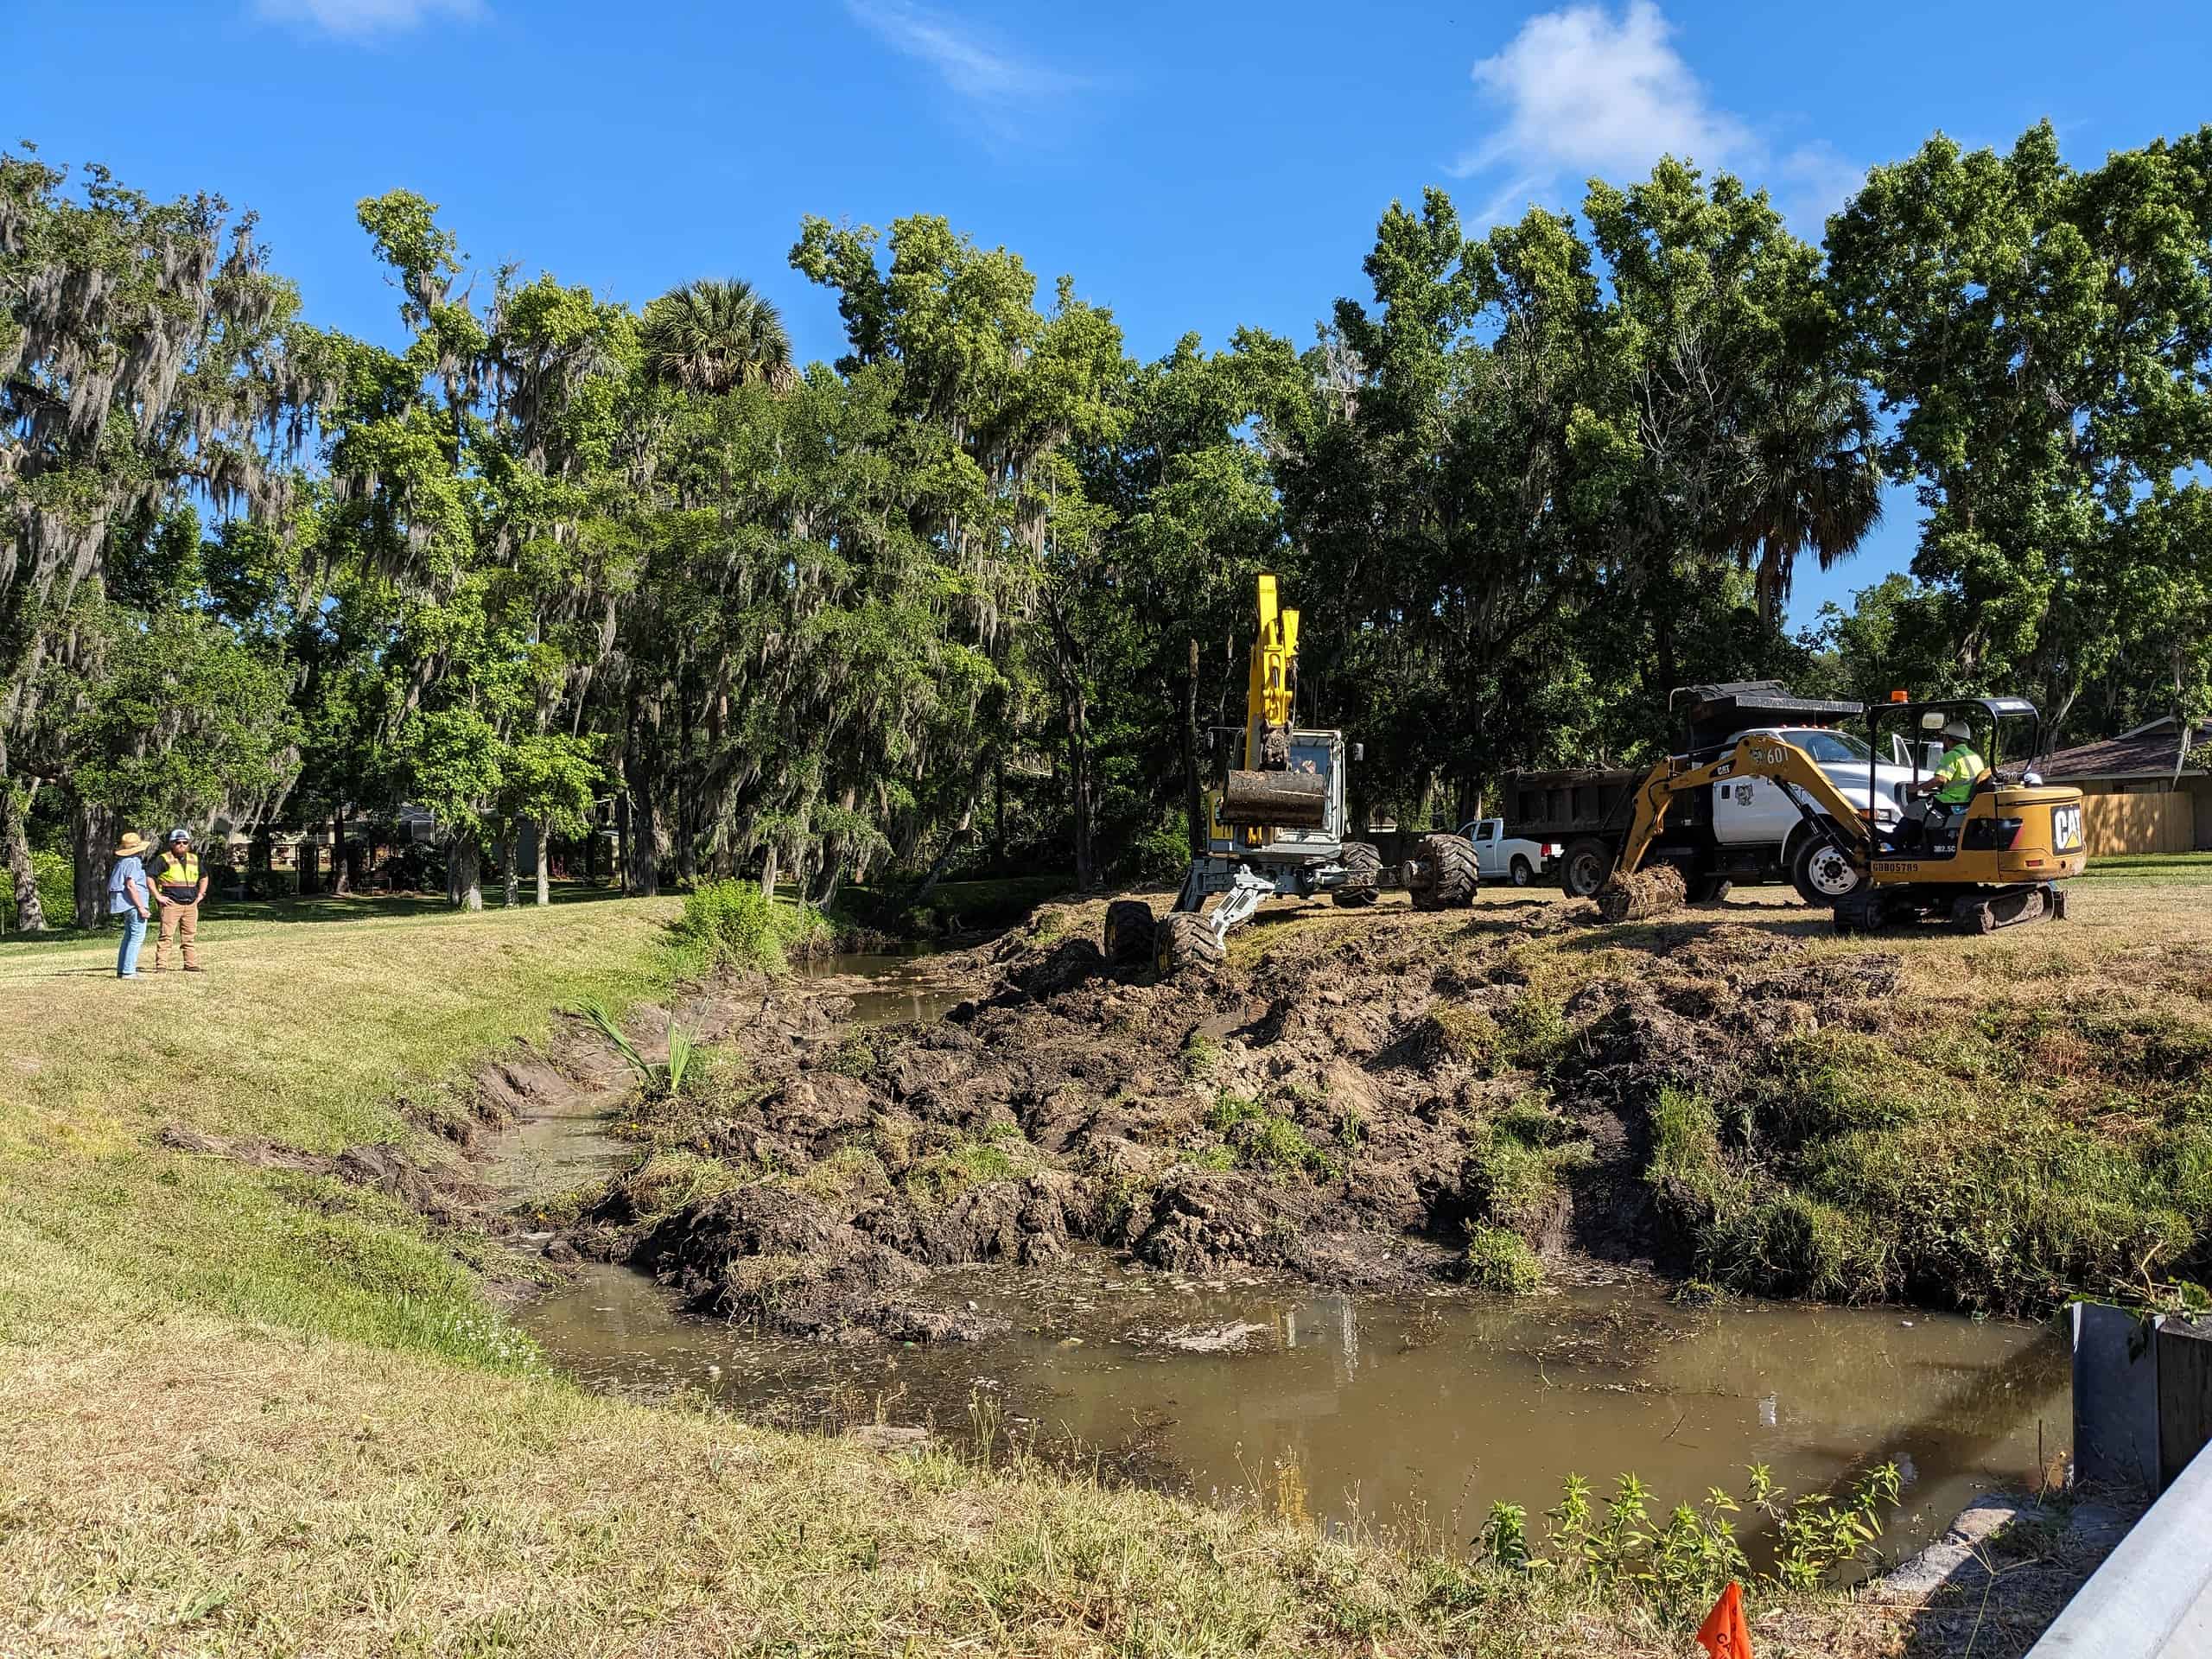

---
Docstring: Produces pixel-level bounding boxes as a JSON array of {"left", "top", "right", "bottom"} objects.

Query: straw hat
[{"left": 114, "top": 831, "right": 149, "bottom": 857}]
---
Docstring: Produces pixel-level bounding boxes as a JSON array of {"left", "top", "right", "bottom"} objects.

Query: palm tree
[
  {"left": 1729, "top": 373, "right": 1885, "bottom": 628},
  {"left": 639, "top": 278, "right": 795, "bottom": 395}
]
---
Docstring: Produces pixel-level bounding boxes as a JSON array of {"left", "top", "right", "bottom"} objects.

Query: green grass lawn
[
  {"left": 2075, "top": 850, "right": 2212, "bottom": 880},
  {"left": 0, "top": 880, "right": 2099, "bottom": 1657}
]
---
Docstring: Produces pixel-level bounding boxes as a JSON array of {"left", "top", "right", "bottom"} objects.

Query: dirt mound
[{"left": 592, "top": 899, "right": 1910, "bottom": 1338}]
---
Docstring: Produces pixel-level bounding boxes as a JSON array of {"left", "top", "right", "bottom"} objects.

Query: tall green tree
[
  {"left": 1827, "top": 122, "right": 2212, "bottom": 748},
  {"left": 1, "top": 149, "right": 321, "bottom": 924}
]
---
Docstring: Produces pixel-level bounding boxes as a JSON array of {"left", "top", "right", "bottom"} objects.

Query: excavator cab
[{"left": 1843, "top": 696, "right": 2088, "bottom": 931}]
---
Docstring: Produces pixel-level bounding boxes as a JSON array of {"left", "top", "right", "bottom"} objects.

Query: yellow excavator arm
[
  {"left": 1217, "top": 575, "right": 1328, "bottom": 833},
  {"left": 1243, "top": 573, "right": 1299, "bottom": 761},
  {"left": 1614, "top": 733, "right": 1874, "bottom": 880}
]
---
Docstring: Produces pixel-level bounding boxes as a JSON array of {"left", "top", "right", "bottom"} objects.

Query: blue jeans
[{"left": 115, "top": 910, "right": 147, "bottom": 977}]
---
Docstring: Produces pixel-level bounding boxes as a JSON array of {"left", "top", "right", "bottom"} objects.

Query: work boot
[{"left": 184, "top": 964, "right": 207, "bottom": 973}]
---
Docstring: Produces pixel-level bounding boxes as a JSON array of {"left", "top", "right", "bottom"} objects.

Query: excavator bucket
[
  {"left": 1594, "top": 864, "right": 1687, "bottom": 924},
  {"left": 1217, "top": 767, "right": 1329, "bottom": 829}
]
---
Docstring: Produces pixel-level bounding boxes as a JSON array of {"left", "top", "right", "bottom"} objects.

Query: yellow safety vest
[
  {"left": 1933, "top": 745, "right": 1986, "bottom": 806},
  {"left": 153, "top": 849, "right": 202, "bottom": 899}
]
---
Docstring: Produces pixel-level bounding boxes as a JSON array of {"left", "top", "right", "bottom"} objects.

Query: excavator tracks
[{"left": 1833, "top": 881, "right": 2064, "bottom": 935}]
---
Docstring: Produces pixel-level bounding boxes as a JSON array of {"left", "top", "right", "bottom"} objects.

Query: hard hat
[
  {"left": 168, "top": 826, "right": 192, "bottom": 842},
  {"left": 1942, "top": 719, "right": 1973, "bottom": 741}
]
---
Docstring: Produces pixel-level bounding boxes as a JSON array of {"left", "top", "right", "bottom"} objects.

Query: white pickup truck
[{"left": 1457, "top": 819, "right": 1561, "bottom": 887}]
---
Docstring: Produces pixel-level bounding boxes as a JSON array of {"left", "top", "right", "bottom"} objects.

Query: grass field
[{"left": 6, "top": 868, "right": 2202, "bottom": 1655}]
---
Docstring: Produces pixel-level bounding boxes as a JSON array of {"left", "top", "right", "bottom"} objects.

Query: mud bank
[{"left": 565, "top": 894, "right": 1947, "bottom": 1342}]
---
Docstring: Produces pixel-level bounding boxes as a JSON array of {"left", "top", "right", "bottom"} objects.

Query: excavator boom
[{"left": 1598, "top": 734, "right": 1873, "bottom": 922}]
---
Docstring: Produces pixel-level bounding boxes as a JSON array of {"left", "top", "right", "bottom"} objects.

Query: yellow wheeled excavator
[
  {"left": 1596, "top": 696, "right": 2088, "bottom": 933},
  {"left": 1104, "top": 575, "right": 1478, "bottom": 976}
]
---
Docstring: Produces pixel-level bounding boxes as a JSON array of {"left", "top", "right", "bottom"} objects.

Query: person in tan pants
[{"left": 151, "top": 827, "right": 209, "bottom": 971}]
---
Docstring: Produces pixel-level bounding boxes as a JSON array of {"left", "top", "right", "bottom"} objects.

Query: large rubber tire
[
  {"left": 1410, "top": 832, "right": 1478, "bottom": 912},
  {"left": 1791, "top": 833, "right": 1863, "bottom": 907},
  {"left": 1684, "top": 874, "right": 1733, "bottom": 906},
  {"left": 1103, "top": 899, "right": 1156, "bottom": 965},
  {"left": 1559, "top": 836, "right": 1613, "bottom": 899},
  {"left": 1332, "top": 842, "right": 1382, "bottom": 908},
  {"left": 1509, "top": 855, "right": 1534, "bottom": 887},
  {"left": 1154, "top": 911, "right": 1226, "bottom": 976}
]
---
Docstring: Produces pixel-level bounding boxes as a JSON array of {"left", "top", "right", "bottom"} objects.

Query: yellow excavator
[
  {"left": 1105, "top": 575, "right": 1478, "bottom": 975},
  {"left": 1597, "top": 696, "right": 2088, "bottom": 932}
]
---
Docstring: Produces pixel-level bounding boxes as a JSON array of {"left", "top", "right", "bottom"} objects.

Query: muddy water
[
  {"left": 797, "top": 947, "right": 971, "bottom": 1027},
  {"left": 522, "top": 1254, "right": 2065, "bottom": 1554},
  {"left": 505, "top": 952, "right": 2069, "bottom": 1555}
]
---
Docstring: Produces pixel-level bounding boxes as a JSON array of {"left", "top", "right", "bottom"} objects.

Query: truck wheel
[
  {"left": 1559, "top": 836, "right": 1612, "bottom": 899},
  {"left": 1154, "top": 912, "right": 1225, "bottom": 976},
  {"left": 1791, "top": 834, "right": 1862, "bottom": 906},
  {"left": 1410, "top": 833, "right": 1478, "bottom": 911},
  {"left": 1103, "top": 899, "right": 1156, "bottom": 964},
  {"left": 1332, "top": 842, "right": 1382, "bottom": 907},
  {"left": 1509, "top": 855, "right": 1533, "bottom": 887},
  {"left": 1683, "top": 874, "right": 1732, "bottom": 906}
]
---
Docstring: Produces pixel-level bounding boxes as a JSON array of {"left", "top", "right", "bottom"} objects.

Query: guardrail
[
  {"left": 2029, "top": 1306, "right": 2212, "bottom": 1655},
  {"left": 2026, "top": 1438, "right": 2212, "bottom": 1654}
]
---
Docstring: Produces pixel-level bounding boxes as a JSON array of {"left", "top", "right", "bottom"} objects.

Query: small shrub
[
  {"left": 1125, "top": 812, "right": 1193, "bottom": 887},
  {"left": 671, "top": 880, "right": 824, "bottom": 975},
  {"left": 1465, "top": 1224, "right": 1543, "bottom": 1294}
]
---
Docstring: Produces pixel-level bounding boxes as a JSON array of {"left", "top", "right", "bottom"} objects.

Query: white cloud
[
  {"left": 254, "top": 0, "right": 483, "bottom": 39},
  {"left": 845, "top": 0, "right": 1081, "bottom": 131},
  {"left": 1457, "top": 1, "right": 1859, "bottom": 232}
]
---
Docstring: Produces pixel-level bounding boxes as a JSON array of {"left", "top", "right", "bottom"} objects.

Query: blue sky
[{"left": 14, "top": 0, "right": 2212, "bottom": 626}]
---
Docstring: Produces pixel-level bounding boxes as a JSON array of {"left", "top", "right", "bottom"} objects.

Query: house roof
[{"left": 2042, "top": 718, "right": 2209, "bottom": 781}]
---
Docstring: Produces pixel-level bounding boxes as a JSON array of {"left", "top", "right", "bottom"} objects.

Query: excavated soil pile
[{"left": 585, "top": 902, "right": 1904, "bottom": 1340}]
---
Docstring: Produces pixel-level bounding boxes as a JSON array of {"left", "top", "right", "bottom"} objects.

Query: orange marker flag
[{"left": 1695, "top": 1581, "right": 1754, "bottom": 1659}]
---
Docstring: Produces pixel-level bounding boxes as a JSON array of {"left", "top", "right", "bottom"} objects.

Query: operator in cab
[{"left": 1910, "top": 718, "right": 1988, "bottom": 839}]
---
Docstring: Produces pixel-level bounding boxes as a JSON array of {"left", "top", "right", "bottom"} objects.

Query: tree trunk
[
  {"left": 615, "top": 796, "right": 631, "bottom": 895},
  {"left": 993, "top": 752, "right": 1007, "bottom": 870},
  {"left": 1065, "top": 690, "right": 1096, "bottom": 892},
  {"left": 536, "top": 819, "right": 551, "bottom": 906},
  {"left": 297, "top": 835, "right": 317, "bottom": 897},
  {"left": 677, "top": 696, "right": 698, "bottom": 886},
  {"left": 453, "top": 837, "right": 483, "bottom": 912},
  {"left": 446, "top": 838, "right": 461, "bottom": 906},
  {"left": 501, "top": 823, "right": 519, "bottom": 907},
  {"left": 332, "top": 807, "right": 352, "bottom": 896},
  {"left": 813, "top": 855, "right": 844, "bottom": 912},
  {"left": 3, "top": 785, "right": 44, "bottom": 933},
  {"left": 758, "top": 837, "right": 779, "bottom": 900},
  {"left": 70, "top": 794, "right": 113, "bottom": 931},
  {"left": 1184, "top": 638, "right": 1205, "bottom": 853},
  {"left": 624, "top": 749, "right": 660, "bottom": 898}
]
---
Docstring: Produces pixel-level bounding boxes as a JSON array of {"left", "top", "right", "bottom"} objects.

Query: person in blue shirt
[{"left": 107, "top": 830, "right": 153, "bottom": 978}]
